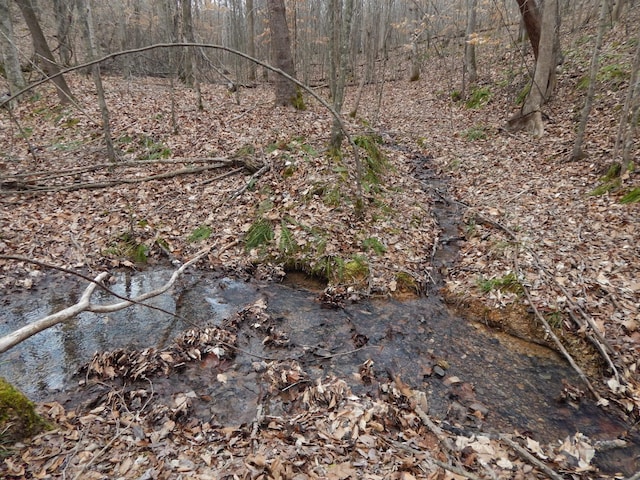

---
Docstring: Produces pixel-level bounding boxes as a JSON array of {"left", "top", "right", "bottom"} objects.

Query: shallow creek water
[{"left": 1, "top": 268, "right": 638, "bottom": 474}]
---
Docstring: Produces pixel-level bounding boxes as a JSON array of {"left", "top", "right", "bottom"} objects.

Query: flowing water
[{"left": 1, "top": 268, "right": 638, "bottom": 474}]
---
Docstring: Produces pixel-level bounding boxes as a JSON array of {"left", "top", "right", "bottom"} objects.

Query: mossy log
[{"left": 0, "top": 377, "right": 49, "bottom": 444}]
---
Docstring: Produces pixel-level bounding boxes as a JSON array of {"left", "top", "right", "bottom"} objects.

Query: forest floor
[{"left": 1, "top": 19, "right": 640, "bottom": 480}]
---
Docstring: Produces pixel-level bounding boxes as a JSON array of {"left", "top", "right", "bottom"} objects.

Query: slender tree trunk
[
  {"left": 0, "top": 0, "right": 26, "bottom": 96},
  {"left": 330, "top": 0, "right": 355, "bottom": 150},
  {"left": 78, "top": 0, "right": 117, "bottom": 162},
  {"left": 614, "top": 37, "right": 640, "bottom": 172},
  {"left": 463, "top": 0, "right": 478, "bottom": 94},
  {"left": 329, "top": 0, "right": 340, "bottom": 102},
  {"left": 178, "top": 0, "right": 195, "bottom": 86},
  {"left": 571, "top": 0, "right": 609, "bottom": 160},
  {"left": 515, "top": 0, "right": 541, "bottom": 60},
  {"left": 612, "top": 0, "right": 625, "bottom": 21},
  {"left": 15, "top": 0, "right": 74, "bottom": 104},
  {"left": 621, "top": 97, "right": 640, "bottom": 172},
  {"left": 246, "top": 0, "right": 256, "bottom": 82},
  {"left": 52, "top": 0, "right": 73, "bottom": 66},
  {"left": 409, "top": 4, "right": 422, "bottom": 82},
  {"left": 266, "top": 0, "right": 297, "bottom": 106}
]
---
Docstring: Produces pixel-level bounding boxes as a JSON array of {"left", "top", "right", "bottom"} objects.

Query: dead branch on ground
[
  {"left": 0, "top": 248, "right": 211, "bottom": 354},
  {"left": 3, "top": 157, "right": 232, "bottom": 181},
  {"left": 0, "top": 163, "right": 234, "bottom": 193}
]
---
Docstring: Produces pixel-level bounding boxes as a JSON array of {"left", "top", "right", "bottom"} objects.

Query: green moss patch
[{"left": 0, "top": 377, "right": 49, "bottom": 445}]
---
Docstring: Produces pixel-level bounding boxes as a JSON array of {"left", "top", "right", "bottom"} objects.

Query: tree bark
[
  {"left": 78, "top": 0, "right": 116, "bottom": 161},
  {"left": 15, "top": 0, "right": 74, "bottom": 104},
  {"left": 571, "top": 0, "right": 609, "bottom": 160},
  {"left": 515, "top": 0, "right": 541, "bottom": 60},
  {"left": 246, "top": 0, "right": 257, "bottom": 82},
  {"left": 266, "top": 0, "right": 297, "bottom": 106},
  {"left": 0, "top": 0, "right": 26, "bottom": 96},
  {"left": 614, "top": 35, "right": 640, "bottom": 173},
  {"left": 329, "top": 0, "right": 355, "bottom": 149},
  {"left": 508, "top": 0, "right": 559, "bottom": 136},
  {"left": 408, "top": 3, "right": 423, "bottom": 82},
  {"left": 464, "top": 0, "right": 478, "bottom": 92},
  {"left": 612, "top": 0, "right": 625, "bottom": 21},
  {"left": 52, "top": 0, "right": 74, "bottom": 66}
]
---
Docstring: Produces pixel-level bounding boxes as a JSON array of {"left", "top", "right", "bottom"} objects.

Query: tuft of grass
[
  {"left": 104, "top": 232, "right": 149, "bottom": 263},
  {"left": 463, "top": 125, "right": 487, "bottom": 141},
  {"left": 292, "top": 88, "right": 307, "bottom": 110},
  {"left": 576, "top": 76, "right": 590, "bottom": 91},
  {"left": 620, "top": 187, "right": 640, "bottom": 204},
  {"left": 362, "top": 237, "right": 387, "bottom": 255},
  {"left": 278, "top": 221, "right": 298, "bottom": 255},
  {"left": 465, "top": 86, "right": 491, "bottom": 109},
  {"left": 395, "top": 271, "right": 418, "bottom": 293},
  {"left": 188, "top": 225, "right": 212, "bottom": 243},
  {"left": 515, "top": 83, "right": 530, "bottom": 105},
  {"left": 343, "top": 255, "right": 369, "bottom": 283},
  {"left": 323, "top": 186, "right": 343, "bottom": 207},
  {"left": 546, "top": 311, "right": 563, "bottom": 329},
  {"left": 599, "top": 64, "right": 628, "bottom": 83},
  {"left": 477, "top": 272, "right": 522, "bottom": 294},
  {"left": 245, "top": 218, "right": 274, "bottom": 250},
  {"left": 139, "top": 136, "right": 171, "bottom": 160},
  {"left": 354, "top": 134, "right": 389, "bottom": 186},
  {"left": 311, "top": 255, "right": 344, "bottom": 282}
]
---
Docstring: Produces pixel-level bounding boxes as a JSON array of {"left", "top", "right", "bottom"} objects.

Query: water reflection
[{"left": 0, "top": 269, "right": 632, "bottom": 447}]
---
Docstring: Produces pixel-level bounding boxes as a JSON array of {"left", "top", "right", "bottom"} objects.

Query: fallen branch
[
  {"left": 1, "top": 163, "right": 231, "bottom": 194},
  {"left": 0, "top": 247, "right": 213, "bottom": 353},
  {"left": 499, "top": 435, "right": 565, "bottom": 480},
  {"left": 3, "top": 157, "right": 232, "bottom": 181},
  {"left": 219, "top": 163, "right": 270, "bottom": 207},
  {"left": 193, "top": 166, "right": 244, "bottom": 187},
  {"left": 440, "top": 195, "right": 613, "bottom": 399},
  {"left": 0, "top": 272, "right": 109, "bottom": 354},
  {"left": 513, "top": 249, "right": 600, "bottom": 399}
]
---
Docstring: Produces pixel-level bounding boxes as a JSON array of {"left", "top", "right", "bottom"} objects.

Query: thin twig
[
  {"left": 515, "top": 251, "right": 600, "bottom": 399},
  {"left": 194, "top": 166, "right": 244, "bottom": 187},
  {"left": 499, "top": 435, "right": 565, "bottom": 480}
]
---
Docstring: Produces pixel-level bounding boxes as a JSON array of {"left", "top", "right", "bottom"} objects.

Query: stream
[
  {"left": 1, "top": 154, "right": 639, "bottom": 475},
  {"left": 0, "top": 268, "right": 638, "bottom": 474}
]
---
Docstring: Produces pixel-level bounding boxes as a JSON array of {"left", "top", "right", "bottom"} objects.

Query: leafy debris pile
[{"left": 3, "top": 361, "right": 602, "bottom": 479}]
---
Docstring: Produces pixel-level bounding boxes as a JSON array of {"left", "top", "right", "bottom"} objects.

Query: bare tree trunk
[
  {"left": 615, "top": 37, "right": 640, "bottom": 172},
  {"left": 246, "top": 0, "right": 256, "bottom": 82},
  {"left": 621, "top": 97, "right": 640, "bottom": 172},
  {"left": 52, "top": 0, "right": 74, "bottom": 66},
  {"left": 515, "top": 0, "right": 541, "bottom": 60},
  {"left": 463, "top": 0, "right": 478, "bottom": 94},
  {"left": 329, "top": 0, "right": 355, "bottom": 150},
  {"left": 266, "top": 0, "right": 297, "bottom": 106},
  {"left": 0, "top": 0, "right": 26, "bottom": 95},
  {"left": 178, "top": 0, "right": 194, "bottom": 86},
  {"left": 15, "top": 0, "right": 74, "bottom": 104},
  {"left": 508, "top": 0, "right": 559, "bottom": 136},
  {"left": 78, "top": 0, "right": 117, "bottom": 162},
  {"left": 571, "top": 0, "right": 609, "bottom": 160},
  {"left": 612, "top": 0, "right": 625, "bottom": 21},
  {"left": 408, "top": 3, "right": 422, "bottom": 82}
]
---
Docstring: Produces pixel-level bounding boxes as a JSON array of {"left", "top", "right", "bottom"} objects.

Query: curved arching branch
[{"left": 0, "top": 43, "right": 363, "bottom": 205}]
